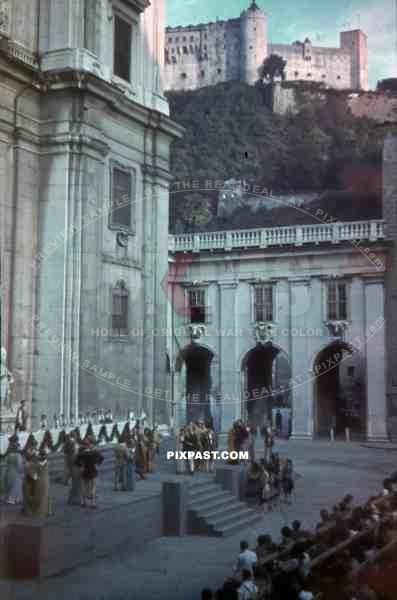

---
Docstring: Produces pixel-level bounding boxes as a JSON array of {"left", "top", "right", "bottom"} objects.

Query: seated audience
[
  {"left": 237, "top": 569, "right": 258, "bottom": 600},
  {"left": 234, "top": 541, "right": 257, "bottom": 576}
]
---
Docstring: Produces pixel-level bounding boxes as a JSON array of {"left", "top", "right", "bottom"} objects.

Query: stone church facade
[
  {"left": 0, "top": 0, "right": 183, "bottom": 430},
  {"left": 167, "top": 218, "right": 388, "bottom": 440},
  {"left": 164, "top": 1, "right": 368, "bottom": 93}
]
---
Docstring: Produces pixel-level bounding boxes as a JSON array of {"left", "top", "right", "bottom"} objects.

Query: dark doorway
[{"left": 314, "top": 342, "right": 365, "bottom": 437}]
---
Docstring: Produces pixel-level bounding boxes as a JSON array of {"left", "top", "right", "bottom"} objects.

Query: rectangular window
[
  {"left": 110, "top": 167, "right": 133, "bottom": 230},
  {"left": 114, "top": 15, "right": 132, "bottom": 81},
  {"left": 254, "top": 284, "right": 273, "bottom": 322},
  {"left": 327, "top": 280, "right": 348, "bottom": 320},
  {"left": 188, "top": 288, "right": 206, "bottom": 323},
  {"left": 112, "top": 285, "right": 129, "bottom": 331}
]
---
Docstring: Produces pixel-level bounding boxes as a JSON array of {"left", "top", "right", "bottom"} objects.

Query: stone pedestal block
[{"left": 162, "top": 479, "right": 190, "bottom": 536}]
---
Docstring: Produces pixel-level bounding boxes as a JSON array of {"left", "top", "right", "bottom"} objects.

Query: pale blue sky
[{"left": 166, "top": 0, "right": 396, "bottom": 89}]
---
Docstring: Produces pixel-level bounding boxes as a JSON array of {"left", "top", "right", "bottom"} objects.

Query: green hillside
[{"left": 166, "top": 82, "right": 383, "bottom": 232}]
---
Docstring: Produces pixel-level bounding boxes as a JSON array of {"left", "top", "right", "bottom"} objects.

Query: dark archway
[
  {"left": 176, "top": 343, "right": 214, "bottom": 423},
  {"left": 242, "top": 343, "right": 291, "bottom": 427},
  {"left": 314, "top": 342, "right": 366, "bottom": 437}
]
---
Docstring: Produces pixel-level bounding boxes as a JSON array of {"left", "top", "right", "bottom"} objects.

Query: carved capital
[{"left": 253, "top": 321, "right": 276, "bottom": 344}]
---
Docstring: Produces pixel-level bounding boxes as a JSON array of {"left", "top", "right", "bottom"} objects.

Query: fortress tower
[
  {"left": 340, "top": 30, "right": 368, "bottom": 91},
  {"left": 240, "top": 1, "right": 267, "bottom": 85}
]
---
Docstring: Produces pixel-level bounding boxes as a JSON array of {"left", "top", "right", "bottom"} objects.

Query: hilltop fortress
[{"left": 164, "top": 1, "right": 368, "bottom": 92}]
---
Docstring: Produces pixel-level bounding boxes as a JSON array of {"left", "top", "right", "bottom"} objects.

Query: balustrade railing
[{"left": 169, "top": 220, "right": 384, "bottom": 252}]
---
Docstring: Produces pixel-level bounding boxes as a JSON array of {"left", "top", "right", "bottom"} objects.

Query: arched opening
[
  {"left": 314, "top": 342, "right": 366, "bottom": 438},
  {"left": 242, "top": 343, "right": 291, "bottom": 429},
  {"left": 175, "top": 344, "right": 214, "bottom": 424}
]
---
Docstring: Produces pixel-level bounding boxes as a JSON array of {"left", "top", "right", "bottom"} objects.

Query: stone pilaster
[
  {"left": 383, "top": 133, "right": 397, "bottom": 438},
  {"left": 218, "top": 281, "right": 238, "bottom": 432},
  {"left": 364, "top": 280, "right": 388, "bottom": 441}
]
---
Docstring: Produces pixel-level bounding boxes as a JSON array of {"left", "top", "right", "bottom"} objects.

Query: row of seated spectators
[{"left": 201, "top": 474, "right": 397, "bottom": 600}]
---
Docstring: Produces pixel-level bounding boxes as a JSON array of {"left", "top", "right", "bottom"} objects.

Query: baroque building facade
[
  {"left": 167, "top": 217, "right": 388, "bottom": 440},
  {"left": 164, "top": 1, "right": 368, "bottom": 93},
  {"left": 0, "top": 0, "right": 183, "bottom": 430}
]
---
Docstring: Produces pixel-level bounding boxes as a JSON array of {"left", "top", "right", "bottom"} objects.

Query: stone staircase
[{"left": 188, "top": 476, "right": 262, "bottom": 537}]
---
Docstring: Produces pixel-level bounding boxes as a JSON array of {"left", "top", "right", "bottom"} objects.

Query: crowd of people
[
  {"left": 1, "top": 424, "right": 161, "bottom": 512},
  {"left": 200, "top": 475, "right": 397, "bottom": 599},
  {"left": 176, "top": 420, "right": 217, "bottom": 474}
]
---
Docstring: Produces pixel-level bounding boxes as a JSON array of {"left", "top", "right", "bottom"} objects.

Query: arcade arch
[
  {"left": 241, "top": 343, "right": 291, "bottom": 428},
  {"left": 313, "top": 342, "right": 366, "bottom": 437}
]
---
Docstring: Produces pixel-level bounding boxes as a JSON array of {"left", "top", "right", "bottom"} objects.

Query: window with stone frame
[
  {"left": 110, "top": 166, "right": 134, "bottom": 230},
  {"left": 253, "top": 284, "right": 273, "bottom": 322},
  {"left": 327, "top": 280, "right": 348, "bottom": 321},
  {"left": 114, "top": 13, "right": 132, "bottom": 81},
  {"left": 111, "top": 281, "right": 129, "bottom": 331},
  {"left": 188, "top": 288, "right": 206, "bottom": 324}
]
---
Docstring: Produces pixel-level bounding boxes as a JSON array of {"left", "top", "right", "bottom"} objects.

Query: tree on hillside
[{"left": 260, "top": 54, "right": 287, "bottom": 82}]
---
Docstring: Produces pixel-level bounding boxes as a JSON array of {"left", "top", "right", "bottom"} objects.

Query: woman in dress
[
  {"left": 126, "top": 437, "right": 136, "bottom": 491},
  {"left": 4, "top": 434, "right": 24, "bottom": 505},
  {"left": 176, "top": 427, "right": 186, "bottom": 474}
]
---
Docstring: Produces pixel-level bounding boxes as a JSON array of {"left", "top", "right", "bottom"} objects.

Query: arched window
[{"left": 112, "top": 280, "right": 129, "bottom": 331}]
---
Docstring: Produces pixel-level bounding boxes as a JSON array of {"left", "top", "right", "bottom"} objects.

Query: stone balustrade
[{"left": 169, "top": 220, "right": 384, "bottom": 252}]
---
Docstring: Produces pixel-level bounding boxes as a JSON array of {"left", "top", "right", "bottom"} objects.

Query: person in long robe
[
  {"left": 126, "top": 437, "right": 136, "bottom": 491},
  {"left": 75, "top": 438, "right": 104, "bottom": 508},
  {"left": 22, "top": 447, "right": 50, "bottom": 518},
  {"left": 135, "top": 432, "right": 146, "bottom": 480},
  {"left": 227, "top": 422, "right": 238, "bottom": 464},
  {"left": 176, "top": 427, "right": 186, "bottom": 474},
  {"left": 113, "top": 443, "right": 128, "bottom": 491},
  {"left": 67, "top": 442, "right": 82, "bottom": 506},
  {"left": 4, "top": 435, "right": 24, "bottom": 504},
  {"left": 63, "top": 432, "right": 77, "bottom": 485}
]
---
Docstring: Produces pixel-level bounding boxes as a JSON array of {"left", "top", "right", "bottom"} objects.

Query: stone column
[{"left": 365, "top": 280, "right": 388, "bottom": 441}]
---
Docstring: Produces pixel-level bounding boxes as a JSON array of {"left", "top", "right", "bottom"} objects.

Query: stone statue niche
[{"left": 0, "top": 346, "right": 17, "bottom": 433}]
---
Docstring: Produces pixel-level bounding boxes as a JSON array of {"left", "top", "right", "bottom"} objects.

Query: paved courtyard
[{"left": 1, "top": 439, "right": 397, "bottom": 600}]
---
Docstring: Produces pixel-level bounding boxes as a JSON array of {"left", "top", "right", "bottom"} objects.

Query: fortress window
[
  {"left": 172, "top": 56, "right": 177, "bottom": 63},
  {"left": 249, "top": 45, "right": 253, "bottom": 50},
  {"left": 183, "top": 36, "right": 186, "bottom": 42},
  {"left": 114, "top": 15, "right": 132, "bottom": 81},
  {"left": 217, "top": 68, "right": 222, "bottom": 74},
  {"left": 190, "top": 36, "right": 194, "bottom": 42},
  {"left": 322, "top": 74, "right": 326, "bottom": 78},
  {"left": 171, "top": 47, "right": 175, "bottom": 53},
  {"left": 181, "top": 73, "right": 187, "bottom": 79},
  {"left": 111, "top": 167, "right": 133, "bottom": 230},
  {"left": 201, "top": 70, "right": 205, "bottom": 77},
  {"left": 294, "top": 71, "right": 299, "bottom": 77},
  {"left": 190, "top": 45, "right": 194, "bottom": 52},
  {"left": 183, "top": 46, "right": 188, "bottom": 54},
  {"left": 204, "top": 33, "right": 207, "bottom": 39},
  {"left": 307, "top": 73, "right": 311, "bottom": 77},
  {"left": 337, "top": 75, "right": 341, "bottom": 80},
  {"left": 204, "top": 45, "right": 207, "bottom": 50},
  {"left": 168, "top": 37, "right": 172, "bottom": 43},
  {"left": 175, "top": 37, "right": 179, "bottom": 42}
]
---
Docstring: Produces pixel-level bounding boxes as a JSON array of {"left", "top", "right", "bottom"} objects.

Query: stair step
[
  {"left": 208, "top": 507, "right": 258, "bottom": 528},
  {"left": 214, "top": 512, "right": 262, "bottom": 537},
  {"left": 199, "top": 500, "right": 247, "bottom": 520},
  {"left": 189, "top": 491, "right": 232, "bottom": 510},
  {"left": 189, "top": 482, "right": 220, "bottom": 497},
  {"left": 189, "top": 484, "right": 226, "bottom": 502}
]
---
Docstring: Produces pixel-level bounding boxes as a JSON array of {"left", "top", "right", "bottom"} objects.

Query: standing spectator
[
  {"left": 275, "top": 409, "right": 282, "bottom": 436},
  {"left": 237, "top": 569, "right": 258, "bottom": 599},
  {"left": 233, "top": 541, "right": 257, "bottom": 576},
  {"left": 4, "top": 434, "right": 23, "bottom": 505},
  {"left": 75, "top": 437, "right": 104, "bottom": 508},
  {"left": 281, "top": 458, "right": 294, "bottom": 504},
  {"left": 63, "top": 432, "right": 77, "bottom": 485}
]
